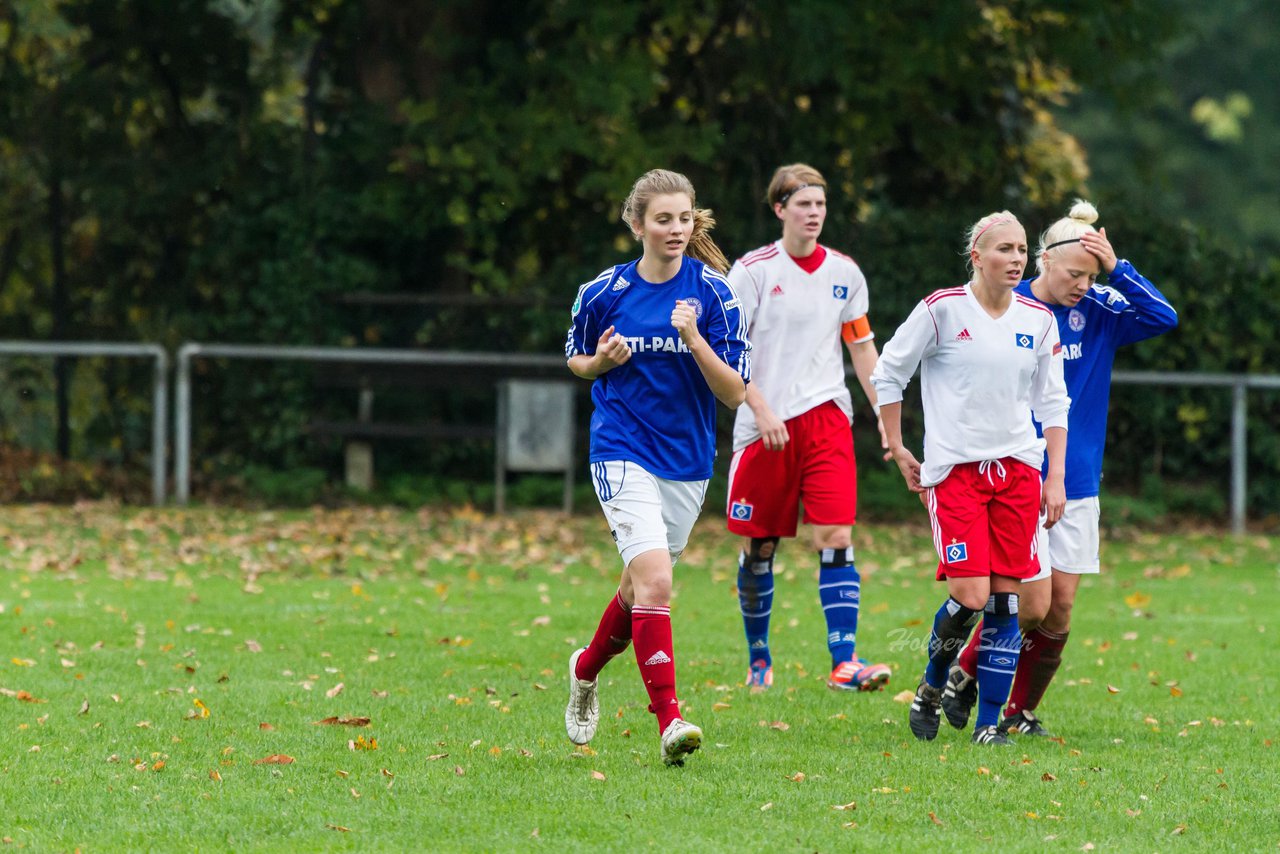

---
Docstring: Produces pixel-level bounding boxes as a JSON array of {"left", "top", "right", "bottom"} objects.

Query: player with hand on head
[
  {"left": 940, "top": 200, "right": 1178, "bottom": 737},
  {"left": 563, "top": 168, "right": 750, "bottom": 766},
  {"left": 871, "top": 211, "right": 1070, "bottom": 745},
  {"left": 723, "top": 163, "right": 891, "bottom": 694}
]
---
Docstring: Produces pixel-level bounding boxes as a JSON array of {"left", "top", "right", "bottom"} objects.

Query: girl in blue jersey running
[
  {"left": 562, "top": 168, "right": 751, "bottom": 766},
  {"left": 941, "top": 200, "right": 1178, "bottom": 737}
]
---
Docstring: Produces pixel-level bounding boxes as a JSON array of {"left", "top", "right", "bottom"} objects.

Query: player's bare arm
[
  {"left": 568, "top": 325, "right": 632, "bottom": 380},
  {"left": 879, "top": 401, "right": 923, "bottom": 493},
  {"left": 845, "top": 337, "right": 891, "bottom": 460},
  {"left": 744, "top": 382, "right": 789, "bottom": 450},
  {"left": 1040, "top": 425, "right": 1067, "bottom": 527},
  {"left": 672, "top": 300, "right": 746, "bottom": 408}
]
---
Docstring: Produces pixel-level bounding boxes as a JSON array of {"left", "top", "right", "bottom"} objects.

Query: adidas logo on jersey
[
  {"left": 770, "top": 284, "right": 785, "bottom": 297},
  {"left": 644, "top": 650, "right": 672, "bottom": 666},
  {"left": 955, "top": 328, "right": 972, "bottom": 342}
]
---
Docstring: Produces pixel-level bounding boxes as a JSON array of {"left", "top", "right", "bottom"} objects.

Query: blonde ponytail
[{"left": 687, "top": 208, "right": 730, "bottom": 274}]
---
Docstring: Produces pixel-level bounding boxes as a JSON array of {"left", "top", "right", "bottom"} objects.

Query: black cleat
[
  {"left": 998, "top": 709, "right": 1053, "bottom": 737},
  {"left": 909, "top": 679, "right": 942, "bottom": 741},
  {"left": 971, "top": 725, "right": 1012, "bottom": 746},
  {"left": 940, "top": 663, "right": 977, "bottom": 730}
]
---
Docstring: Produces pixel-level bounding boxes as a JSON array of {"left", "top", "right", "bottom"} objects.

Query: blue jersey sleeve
[
  {"left": 701, "top": 268, "right": 752, "bottom": 382},
  {"left": 564, "top": 267, "right": 616, "bottom": 359},
  {"left": 1104, "top": 260, "right": 1179, "bottom": 347}
]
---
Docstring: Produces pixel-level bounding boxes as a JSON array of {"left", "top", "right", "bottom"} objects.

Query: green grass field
[{"left": 1, "top": 504, "right": 1277, "bottom": 851}]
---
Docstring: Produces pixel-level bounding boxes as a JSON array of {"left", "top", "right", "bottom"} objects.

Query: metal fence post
[
  {"left": 175, "top": 343, "right": 197, "bottom": 505},
  {"left": 1231, "top": 381, "right": 1247, "bottom": 536}
]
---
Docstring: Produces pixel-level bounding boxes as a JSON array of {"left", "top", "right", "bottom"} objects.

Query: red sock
[
  {"left": 575, "top": 591, "right": 632, "bottom": 682},
  {"left": 632, "top": 604, "right": 680, "bottom": 732},
  {"left": 1005, "top": 626, "right": 1068, "bottom": 716},
  {"left": 957, "top": 620, "right": 981, "bottom": 677}
]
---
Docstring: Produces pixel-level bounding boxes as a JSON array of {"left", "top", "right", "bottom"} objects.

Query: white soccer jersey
[
  {"left": 870, "top": 283, "right": 1070, "bottom": 487},
  {"left": 727, "top": 242, "right": 872, "bottom": 451}
]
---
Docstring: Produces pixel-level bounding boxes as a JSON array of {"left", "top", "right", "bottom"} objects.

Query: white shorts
[
  {"left": 591, "top": 460, "right": 708, "bottom": 568},
  {"left": 1028, "top": 496, "right": 1102, "bottom": 582}
]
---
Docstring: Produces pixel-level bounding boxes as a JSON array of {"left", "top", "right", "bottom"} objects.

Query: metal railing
[
  {"left": 0, "top": 341, "right": 168, "bottom": 504},
  {"left": 1112, "top": 371, "right": 1280, "bottom": 535},
  {"left": 173, "top": 343, "right": 567, "bottom": 504}
]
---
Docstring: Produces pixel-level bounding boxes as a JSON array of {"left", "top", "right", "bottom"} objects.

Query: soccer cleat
[
  {"left": 827, "top": 658, "right": 892, "bottom": 692},
  {"left": 660, "top": 718, "right": 703, "bottom": 766},
  {"left": 998, "top": 708, "right": 1053, "bottom": 737},
  {"left": 564, "top": 648, "right": 599, "bottom": 745},
  {"left": 940, "top": 663, "right": 978, "bottom": 730},
  {"left": 746, "top": 659, "right": 773, "bottom": 691},
  {"left": 908, "top": 679, "right": 942, "bottom": 741},
  {"left": 971, "top": 725, "right": 1012, "bottom": 746}
]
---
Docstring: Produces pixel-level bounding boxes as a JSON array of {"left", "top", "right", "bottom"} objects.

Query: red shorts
[
  {"left": 726, "top": 401, "right": 856, "bottom": 538},
  {"left": 926, "top": 458, "right": 1041, "bottom": 580}
]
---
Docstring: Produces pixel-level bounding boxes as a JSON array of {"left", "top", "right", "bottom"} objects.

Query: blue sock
[
  {"left": 818, "top": 547, "right": 860, "bottom": 667},
  {"left": 924, "top": 597, "right": 981, "bottom": 689},
  {"left": 975, "top": 593, "right": 1022, "bottom": 729},
  {"left": 737, "top": 550, "right": 774, "bottom": 669}
]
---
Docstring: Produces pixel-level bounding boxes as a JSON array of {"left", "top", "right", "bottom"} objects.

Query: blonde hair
[
  {"left": 620, "top": 168, "right": 729, "bottom": 273},
  {"left": 766, "top": 163, "right": 828, "bottom": 207},
  {"left": 1036, "top": 199, "right": 1099, "bottom": 274},
  {"left": 964, "top": 210, "right": 1021, "bottom": 274}
]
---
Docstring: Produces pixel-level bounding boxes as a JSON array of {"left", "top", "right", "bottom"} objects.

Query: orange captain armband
[{"left": 842, "top": 315, "right": 873, "bottom": 344}]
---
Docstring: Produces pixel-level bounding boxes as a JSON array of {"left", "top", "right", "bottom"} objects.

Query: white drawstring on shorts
[{"left": 977, "top": 459, "right": 1007, "bottom": 486}]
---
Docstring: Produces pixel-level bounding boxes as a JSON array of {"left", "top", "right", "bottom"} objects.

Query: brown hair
[
  {"left": 1035, "top": 199, "right": 1099, "bottom": 274},
  {"left": 766, "top": 163, "right": 828, "bottom": 208},
  {"left": 620, "top": 169, "right": 729, "bottom": 273}
]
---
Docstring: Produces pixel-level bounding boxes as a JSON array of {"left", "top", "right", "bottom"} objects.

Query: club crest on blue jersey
[
  {"left": 944, "top": 541, "right": 968, "bottom": 563},
  {"left": 1068, "top": 308, "right": 1086, "bottom": 331},
  {"left": 683, "top": 297, "right": 703, "bottom": 318},
  {"left": 730, "top": 501, "right": 753, "bottom": 521},
  {"left": 1015, "top": 333, "right": 1034, "bottom": 350},
  {"left": 832, "top": 285, "right": 848, "bottom": 300}
]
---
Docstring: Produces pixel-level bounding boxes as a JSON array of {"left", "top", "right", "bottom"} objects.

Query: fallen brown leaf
[
  {"left": 325, "top": 824, "right": 350, "bottom": 833},
  {"left": 591, "top": 770, "right": 606, "bottom": 781},
  {"left": 78, "top": 699, "right": 90, "bottom": 715},
  {"left": 313, "top": 716, "right": 371, "bottom": 727},
  {"left": 1042, "top": 772, "right": 1057, "bottom": 781},
  {"left": 208, "top": 769, "right": 222, "bottom": 782},
  {"left": 259, "top": 722, "right": 275, "bottom": 730},
  {"left": 832, "top": 801, "right": 857, "bottom": 811},
  {"left": 892, "top": 690, "right": 916, "bottom": 704},
  {"left": 254, "top": 754, "right": 295, "bottom": 765},
  {"left": 326, "top": 682, "right": 345, "bottom": 698},
  {"left": 454, "top": 765, "right": 465, "bottom": 776},
  {"left": 928, "top": 811, "right": 943, "bottom": 826},
  {"left": 786, "top": 772, "right": 806, "bottom": 783},
  {"left": 427, "top": 753, "right": 448, "bottom": 761}
]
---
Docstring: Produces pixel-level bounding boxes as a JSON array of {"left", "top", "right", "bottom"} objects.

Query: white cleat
[
  {"left": 660, "top": 718, "right": 702, "bottom": 766},
  {"left": 564, "top": 648, "right": 599, "bottom": 745}
]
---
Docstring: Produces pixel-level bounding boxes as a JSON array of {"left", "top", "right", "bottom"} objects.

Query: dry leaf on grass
[
  {"left": 427, "top": 753, "right": 448, "bottom": 761},
  {"left": 892, "top": 690, "right": 916, "bottom": 703},
  {"left": 325, "top": 825, "right": 350, "bottom": 833},
  {"left": 326, "top": 682, "right": 345, "bottom": 698},
  {"left": 313, "top": 716, "right": 370, "bottom": 727},
  {"left": 254, "top": 754, "right": 295, "bottom": 765},
  {"left": 786, "top": 772, "right": 805, "bottom": 783},
  {"left": 832, "top": 801, "right": 856, "bottom": 811},
  {"left": 209, "top": 770, "right": 222, "bottom": 782},
  {"left": 591, "top": 770, "right": 606, "bottom": 781},
  {"left": 928, "top": 811, "right": 943, "bottom": 826}
]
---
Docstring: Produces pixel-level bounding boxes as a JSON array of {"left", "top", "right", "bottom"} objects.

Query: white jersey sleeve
[
  {"left": 869, "top": 297, "right": 937, "bottom": 406},
  {"left": 1029, "top": 304, "right": 1069, "bottom": 431}
]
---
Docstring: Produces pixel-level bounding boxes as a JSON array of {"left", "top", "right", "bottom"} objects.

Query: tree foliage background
[{"left": 0, "top": 0, "right": 1275, "bottom": 515}]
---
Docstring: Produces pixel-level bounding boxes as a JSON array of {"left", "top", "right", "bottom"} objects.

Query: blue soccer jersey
[
  {"left": 1016, "top": 260, "right": 1178, "bottom": 498},
  {"left": 564, "top": 257, "right": 751, "bottom": 481}
]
